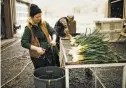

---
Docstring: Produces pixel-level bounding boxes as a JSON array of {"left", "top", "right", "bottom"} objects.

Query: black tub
[{"left": 34, "top": 66, "right": 65, "bottom": 88}]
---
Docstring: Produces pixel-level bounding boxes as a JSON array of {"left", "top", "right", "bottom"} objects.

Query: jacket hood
[{"left": 27, "top": 17, "right": 42, "bottom": 26}]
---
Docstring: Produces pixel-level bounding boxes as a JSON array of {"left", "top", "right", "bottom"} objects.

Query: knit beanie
[{"left": 30, "top": 4, "right": 42, "bottom": 17}]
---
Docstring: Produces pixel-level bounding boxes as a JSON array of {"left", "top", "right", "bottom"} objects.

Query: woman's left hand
[{"left": 50, "top": 40, "right": 56, "bottom": 46}]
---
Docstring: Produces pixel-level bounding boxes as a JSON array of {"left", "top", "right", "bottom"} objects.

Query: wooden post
[
  {"left": 123, "top": 0, "right": 126, "bottom": 19},
  {"left": 11, "top": 0, "right": 16, "bottom": 35},
  {"left": 105, "top": 0, "right": 111, "bottom": 18},
  {"left": 65, "top": 68, "right": 69, "bottom": 88},
  {"left": 4, "top": 0, "right": 13, "bottom": 38},
  {"left": 123, "top": 65, "right": 126, "bottom": 88}
]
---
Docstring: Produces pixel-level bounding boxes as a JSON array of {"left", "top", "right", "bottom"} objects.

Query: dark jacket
[
  {"left": 21, "top": 19, "right": 55, "bottom": 50},
  {"left": 54, "top": 17, "right": 69, "bottom": 37},
  {"left": 21, "top": 18, "right": 58, "bottom": 68}
]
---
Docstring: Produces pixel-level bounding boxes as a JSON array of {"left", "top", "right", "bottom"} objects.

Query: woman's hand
[
  {"left": 50, "top": 34, "right": 56, "bottom": 46},
  {"left": 64, "top": 28, "right": 71, "bottom": 39},
  {"left": 36, "top": 47, "right": 45, "bottom": 55},
  {"left": 30, "top": 45, "right": 45, "bottom": 55},
  {"left": 50, "top": 40, "right": 56, "bottom": 46}
]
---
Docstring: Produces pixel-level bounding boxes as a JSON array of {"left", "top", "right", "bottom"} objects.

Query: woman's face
[{"left": 32, "top": 13, "right": 41, "bottom": 23}]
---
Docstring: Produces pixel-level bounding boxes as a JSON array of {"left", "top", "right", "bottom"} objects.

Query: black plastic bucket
[{"left": 34, "top": 66, "right": 65, "bottom": 88}]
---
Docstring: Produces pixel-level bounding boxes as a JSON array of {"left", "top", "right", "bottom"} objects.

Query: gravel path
[{"left": 1, "top": 40, "right": 35, "bottom": 88}]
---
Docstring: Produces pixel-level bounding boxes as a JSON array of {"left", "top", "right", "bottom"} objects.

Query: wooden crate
[
  {"left": 94, "top": 18, "right": 125, "bottom": 42},
  {"left": 94, "top": 18, "right": 124, "bottom": 31},
  {"left": 100, "top": 30, "right": 122, "bottom": 42}
]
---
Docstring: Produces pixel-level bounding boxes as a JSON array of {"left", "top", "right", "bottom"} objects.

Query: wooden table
[{"left": 60, "top": 39, "right": 126, "bottom": 88}]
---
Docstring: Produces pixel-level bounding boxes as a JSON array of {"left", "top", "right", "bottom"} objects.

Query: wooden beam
[
  {"left": 4, "top": 0, "right": 13, "bottom": 38},
  {"left": 122, "top": 65, "right": 126, "bottom": 88},
  {"left": 65, "top": 63, "right": 126, "bottom": 68},
  {"left": 16, "top": 0, "right": 30, "bottom": 4},
  {"left": 111, "top": 0, "right": 122, "bottom": 4},
  {"left": 105, "top": 0, "right": 111, "bottom": 18},
  {"left": 123, "top": 0, "right": 126, "bottom": 19}
]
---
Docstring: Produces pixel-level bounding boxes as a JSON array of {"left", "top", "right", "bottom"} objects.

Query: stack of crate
[{"left": 94, "top": 18, "right": 125, "bottom": 42}]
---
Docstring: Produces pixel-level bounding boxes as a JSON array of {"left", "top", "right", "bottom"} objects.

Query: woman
[
  {"left": 21, "top": 4, "right": 58, "bottom": 69},
  {"left": 54, "top": 15, "right": 74, "bottom": 49}
]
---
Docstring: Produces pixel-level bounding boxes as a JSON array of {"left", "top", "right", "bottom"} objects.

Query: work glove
[
  {"left": 64, "top": 28, "right": 71, "bottom": 39},
  {"left": 64, "top": 28, "right": 69, "bottom": 34}
]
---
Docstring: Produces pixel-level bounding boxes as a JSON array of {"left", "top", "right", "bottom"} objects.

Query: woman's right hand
[
  {"left": 30, "top": 45, "right": 45, "bottom": 55},
  {"left": 36, "top": 47, "right": 45, "bottom": 55}
]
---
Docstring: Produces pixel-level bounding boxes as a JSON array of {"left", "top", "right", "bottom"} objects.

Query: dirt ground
[
  {"left": 1, "top": 39, "right": 126, "bottom": 88},
  {"left": 1, "top": 40, "right": 35, "bottom": 88}
]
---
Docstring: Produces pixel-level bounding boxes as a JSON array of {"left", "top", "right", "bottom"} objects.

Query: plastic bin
[{"left": 34, "top": 66, "right": 65, "bottom": 88}]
